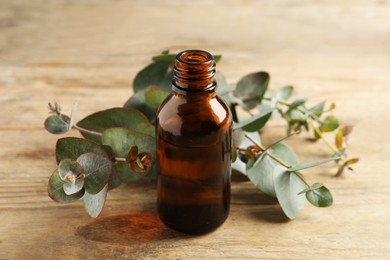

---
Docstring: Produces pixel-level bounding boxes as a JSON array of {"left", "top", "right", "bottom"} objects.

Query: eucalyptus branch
[
  {"left": 244, "top": 133, "right": 265, "bottom": 151},
  {"left": 72, "top": 124, "right": 103, "bottom": 137},
  {"left": 292, "top": 172, "right": 311, "bottom": 188},
  {"left": 264, "top": 131, "right": 300, "bottom": 151},
  {"left": 265, "top": 151, "right": 291, "bottom": 168}
]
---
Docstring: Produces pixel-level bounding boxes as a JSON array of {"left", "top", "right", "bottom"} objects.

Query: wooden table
[{"left": 1, "top": 0, "right": 389, "bottom": 259}]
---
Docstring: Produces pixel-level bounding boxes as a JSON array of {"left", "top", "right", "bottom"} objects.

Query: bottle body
[{"left": 156, "top": 50, "right": 232, "bottom": 234}]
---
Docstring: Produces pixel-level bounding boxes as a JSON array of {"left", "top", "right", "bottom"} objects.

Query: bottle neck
[{"left": 173, "top": 50, "right": 216, "bottom": 94}]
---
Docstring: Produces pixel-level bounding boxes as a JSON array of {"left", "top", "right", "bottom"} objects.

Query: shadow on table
[
  {"left": 231, "top": 171, "right": 290, "bottom": 223},
  {"left": 76, "top": 212, "right": 187, "bottom": 246}
]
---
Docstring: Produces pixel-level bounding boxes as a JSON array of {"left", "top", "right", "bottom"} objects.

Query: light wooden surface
[{"left": 1, "top": 0, "right": 389, "bottom": 259}]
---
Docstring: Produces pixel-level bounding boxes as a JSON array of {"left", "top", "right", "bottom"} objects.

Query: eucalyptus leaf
[
  {"left": 44, "top": 114, "right": 70, "bottom": 134},
  {"left": 113, "top": 161, "right": 145, "bottom": 181},
  {"left": 288, "top": 98, "right": 307, "bottom": 111},
  {"left": 101, "top": 127, "right": 155, "bottom": 157},
  {"left": 340, "top": 125, "right": 354, "bottom": 136},
  {"left": 273, "top": 166, "right": 306, "bottom": 219},
  {"left": 216, "top": 83, "right": 236, "bottom": 96},
  {"left": 58, "top": 159, "right": 82, "bottom": 180},
  {"left": 69, "top": 101, "right": 78, "bottom": 128},
  {"left": 133, "top": 60, "right": 174, "bottom": 92},
  {"left": 309, "top": 101, "right": 325, "bottom": 117},
  {"left": 319, "top": 116, "right": 339, "bottom": 132},
  {"left": 144, "top": 87, "right": 170, "bottom": 108},
  {"left": 76, "top": 107, "right": 150, "bottom": 143},
  {"left": 48, "top": 170, "right": 85, "bottom": 203},
  {"left": 278, "top": 86, "right": 293, "bottom": 100},
  {"left": 152, "top": 54, "right": 177, "bottom": 62},
  {"left": 247, "top": 143, "right": 297, "bottom": 198},
  {"left": 136, "top": 122, "right": 155, "bottom": 137},
  {"left": 335, "top": 130, "right": 344, "bottom": 149},
  {"left": 232, "top": 132, "right": 261, "bottom": 175},
  {"left": 102, "top": 127, "right": 155, "bottom": 178},
  {"left": 214, "top": 72, "right": 227, "bottom": 89},
  {"left": 234, "top": 107, "right": 273, "bottom": 132},
  {"left": 56, "top": 137, "right": 108, "bottom": 164},
  {"left": 107, "top": 168, "right": 122, "bottom": 190},
  {"left": 83, "top": 185, "right": 108, "bottom": 218},
  {"left": 63, "top": 174, "right": 84, "bottom": 195},
  {"left": 233, "top": 127, "right": 245, "bottom": 147},
  {"left": 124, "top": 87, "right": 169, "bottom": 122},
  {"left": 288, "top": 156, "right": 338, "bottom": 172},
  {"left": 345, "top": 158, "right": 359, "bottom": 165},
  {"left": 306, "top": 184, "right": 333, "bottom": 207},
  {"left": 233, "top": 72, "right": 269, "bottom": 109},
  {"left": 77, "top": 153, "right": 112, "bottom": 195}
]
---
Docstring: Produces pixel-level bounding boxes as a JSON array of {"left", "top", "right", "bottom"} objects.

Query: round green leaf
[
  {"left": 102, "top": 128, "right": 156, "bottom": 179},
  {"left": 288, "top": 98, "right": 307, "bottom": 112},
  {"left": 114, "top": 161, "right": 145, "bottom": 182},
  {"left": 48, "top": 170, "right": 85, "bottom": 203},
  {"left": 247, "top": 143, "right": 297, "bottom": 198},
  {"left": 107, "top": 168, "right": 122, "bottom": 190},
  {"left": 133, "top": 60, "right": 174, "bottom": 92},
  {"left": 144, "top": 87, "right": 170, "bottom": 109},
  {"left": 136, "top": 122, "right": 155, "bottom": 137},
  {"left": 77, "top": 153, "right": 112, "bottom": 195},
  {"left": 232, "top": 132, "right": 261, "bottom": 175},
  {"left": 234, "top": 108, "right": 273, "bottom": 132},
  {"left": 101, "top": 127, "right": 155, "bottom": 157},
  {"left": 56, "top": 137, "right": 109, "bottom": 164},
  {"left": 63, "top": 174, "right": 84, "bottom": 195},
  {"left": 278, "top": 86, "right": 294, "bottom": 100},
  {"left": 44, "top": 114, "right": 70, "bottom": 134},
  {"left": 233, "top": 127, "right": 245, "bottom": 147},
  {"left": 233, "top": 71, "right": 269, "bottom": 109},
  {"left": 58, "top": 159, "right": 82, "bottom": 180},
  {"left": 76, "top": 107, "right": 150, "bottom": 143},
  {"left": 306, "top": 185, "right": 333, "bottom": 207},
  {"left": 273, "top": 166, "right": 306, "bottom": 219},
  {"left": 320, "top": 116, "right": 339, "bottom": 132},
  {"left": 152, "top": 53, "right": 177, "bottom": 62},
  {"left": 124, "top": 87, "right": 169, "bottom": 122},
  {"left": 83, "top": 185, "right": 108, "bottom": 218},
  {"left": 309, "top": 101, "right": 325, "bottom": 117}
]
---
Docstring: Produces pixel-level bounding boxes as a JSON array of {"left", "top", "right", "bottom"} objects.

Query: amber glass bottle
[{"left": 156, "top": 50, "right": 232, "bottom": 234}]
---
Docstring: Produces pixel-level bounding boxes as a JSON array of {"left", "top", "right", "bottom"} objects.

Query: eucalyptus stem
[
  {"left": 244, "top": 133, "right": 290, "bottom": 168},
  {"left": 244, "top": 133, "right": 265, "bottom": 151},
  {"left": 265, "top": 151, "right": 291, "bottom": 168},
  {"left": 292, "top": 172, "right": 311, "bottom": 188},
  {"left": 271, "top": 97, "right": 343, "bottom": 157},
  {"left": 308, "top": 119, "right": 339, "bottom": 154},
  {"left": 264, "top": 131, "right": 300, "bottom": 151},
  {"left": 73, "top": 125, "right": 103, "bottom": 137}
]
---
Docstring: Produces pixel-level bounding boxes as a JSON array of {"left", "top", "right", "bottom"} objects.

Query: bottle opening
[
  {"left": 177, "top": 50, "right": 213, "bottom": 64},
  {"left": 174, "top": 50, "right": 216, "bottom": 91}
]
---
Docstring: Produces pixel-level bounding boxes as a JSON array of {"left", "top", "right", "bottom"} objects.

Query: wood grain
[{"left": 1, "top": 0, "right": 389, "bottom": 259}]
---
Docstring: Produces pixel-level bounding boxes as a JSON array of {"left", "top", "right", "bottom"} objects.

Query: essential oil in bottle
[{"left": 156, "top": 50, "right": 232, "bottom": 234}]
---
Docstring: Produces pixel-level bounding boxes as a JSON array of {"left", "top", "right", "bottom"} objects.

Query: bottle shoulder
[
  {"left": 157, "top": 93, "right": 231, "bottom": 127},
  {"left": 157, "top": 93, "right": 232, "bottom": 146}
]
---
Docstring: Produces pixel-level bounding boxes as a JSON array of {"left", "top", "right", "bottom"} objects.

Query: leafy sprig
[{"left": 44, "top": 50, "right": 358, "bottom": 219}]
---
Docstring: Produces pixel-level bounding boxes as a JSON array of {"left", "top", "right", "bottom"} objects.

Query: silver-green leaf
[
  {"left": 76, "top": 153, "right": 112, "bottom": 195},
  {"left": 273, "top": 166, "right": 306, "bottom": 219},
  {"left": 48, "top": 170, "right": 84, "bottom": 203},
  {"left": 306, "top": 184, "right": 333, "bottom": 207},
  {"left": 83, "top": 185, "right": 108, "bottom": 218}
]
